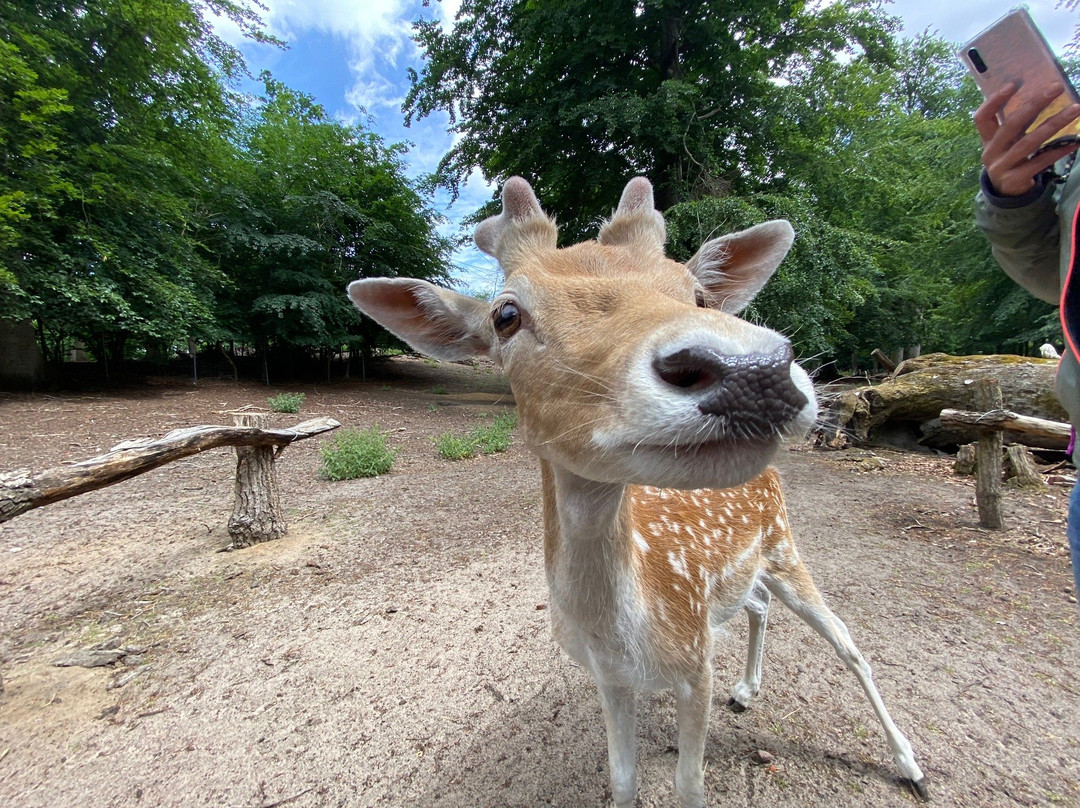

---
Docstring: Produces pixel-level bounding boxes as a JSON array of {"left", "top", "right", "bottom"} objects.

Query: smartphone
[{"left": 959, "top": 8, "right": 1080, "bottom": 154}]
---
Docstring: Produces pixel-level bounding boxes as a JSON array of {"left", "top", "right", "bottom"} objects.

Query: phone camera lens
[{"left": 968, "top": 48, "right": 989, "bottom": 74}]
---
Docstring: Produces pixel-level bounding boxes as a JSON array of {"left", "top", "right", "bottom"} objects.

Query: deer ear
[
  {"left": 686, "top": 220, "right": 794, "bottom": 313},
  {"left": 598, "top": 177, "right": 666, "bottom": 249},
  {"left": 474, "top": 177, "right": 557, "bottom": 272},
  {"left": 347, "top": 278, "right": 494, "bottom": 361}
]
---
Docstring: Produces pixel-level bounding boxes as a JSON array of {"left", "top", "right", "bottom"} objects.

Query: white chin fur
[
  {"left": 624, "top": 439, "right": 781, "bottom": 490},
  {"left": 576, "top": 364, "right": 817, "bottom": 490},
  {"left": 531, "top": 431, "right": 782, "bottom": 490}
]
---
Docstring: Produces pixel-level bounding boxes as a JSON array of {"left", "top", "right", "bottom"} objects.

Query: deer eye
[{"left": 493, "top": 300, "right": 522, "bottom": 338}]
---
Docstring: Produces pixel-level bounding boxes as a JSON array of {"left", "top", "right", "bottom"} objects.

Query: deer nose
[{"left": 652, "top": 343, "right": 808, "bottom": 429}]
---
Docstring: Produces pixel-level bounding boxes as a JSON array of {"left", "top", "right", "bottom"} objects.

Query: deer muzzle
[{"left": 652, "top": 343, "right": 808, "bottom": 436}]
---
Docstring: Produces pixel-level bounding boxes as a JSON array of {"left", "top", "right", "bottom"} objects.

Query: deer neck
[{"left": 540, "top": 459, "right": 639, "bottom": 631}]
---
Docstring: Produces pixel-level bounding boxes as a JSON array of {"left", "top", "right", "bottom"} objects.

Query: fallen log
[
  {"left": 871, "top": 348, "right": 897, "bottom": 373},
  {"left": 0, "top": 416, "right": 339, "bottom": 524},
  {"left": 817, "top": 353, "right": 1065, "bottom": 450},
  {"left": 1005, "top": 445, "right": 1047, "bottom": 490}
]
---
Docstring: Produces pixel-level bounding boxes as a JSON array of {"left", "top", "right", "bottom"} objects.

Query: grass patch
[
  {"left": 267, "top": 392, "right": 306, "bottom": 413},
  {"left": 436, "top": 411, "right": 517, "bottom": 460},
  {"left": 472, "top": 411, "right": 517, "bottom": 453},
  {"left": 432, "top": 384, "right": 447, "bottom": 395},
  {"left": 435, "top": 432, "right": 476, "bottom": 460},
  {"left": 319, "top": 427, "right": 397, "bottom": 480}
]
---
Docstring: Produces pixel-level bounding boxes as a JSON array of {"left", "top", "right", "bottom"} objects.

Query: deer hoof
[
  {"left": 726, "top": 697, "right": 748, "bottom": 713},
  {"left": 906, "top": 776, "right": 930, "bottom": 802}
]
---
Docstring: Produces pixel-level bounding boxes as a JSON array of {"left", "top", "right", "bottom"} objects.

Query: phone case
[{"left": 959, "top": 8, "right": 1080, "bottom": 153}]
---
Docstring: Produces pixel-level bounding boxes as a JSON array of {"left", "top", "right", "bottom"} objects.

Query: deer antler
[
  {"left": 598, "top": 176, "right": 666, "bottom": 250},
  {"left": 474, "top": 177, "right": 557, "bottom": 273}
]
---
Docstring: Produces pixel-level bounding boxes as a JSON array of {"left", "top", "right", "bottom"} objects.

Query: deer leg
[
  {"left": 595, "top": 679, "right": 638, "bottom": 808},
  {"left": 763, "top": 568, "right": 929, "bottom": 801},
  {"left": 673, "top": 667, "right": 711, "bottom": 808},
  {"left": 729, "top": 581, "right": 771, "bottom": 712}
]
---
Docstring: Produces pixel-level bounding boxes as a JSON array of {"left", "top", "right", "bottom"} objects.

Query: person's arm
[{"left": 973, "top": 82, "right": 1080, "bottom": 304}]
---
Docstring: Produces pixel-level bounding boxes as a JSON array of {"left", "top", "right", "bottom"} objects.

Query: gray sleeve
[{"left": 974, "top": 171, "right": 1061, "bottom": 305}]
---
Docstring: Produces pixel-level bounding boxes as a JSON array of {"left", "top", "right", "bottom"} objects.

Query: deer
[{"left": 346, "top": 176, "right": 928, "bottom": 807}]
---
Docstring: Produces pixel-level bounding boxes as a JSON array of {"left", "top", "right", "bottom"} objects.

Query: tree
[
  {"left": 666, "top": 193, "right": 878, "bottom": 362},
  {"left": 405, "top": 0, "right": 895, "bottom": 241},
  {"left": 0, "top": 0, "right": 275, "bottom": 368},
  {"left": 205, "top": 78, "right": 450, "bottom": 377},
  {"left": 756, "top": 33, "right": 1054, "bottom": 364}
]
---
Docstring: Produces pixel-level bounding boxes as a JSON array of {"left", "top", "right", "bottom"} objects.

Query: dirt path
[{"left": 0, "top": 358, "right": 1077, "bottom": 808}]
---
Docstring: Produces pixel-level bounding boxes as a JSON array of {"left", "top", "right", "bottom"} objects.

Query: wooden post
[
  {"left": 228, "top": 412, "right": 286, "bottom": 548},
  {"left": 974, "top": 379, "right": 1004, "bottom": 529}
]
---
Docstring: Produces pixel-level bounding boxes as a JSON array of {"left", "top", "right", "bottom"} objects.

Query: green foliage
[
  {"left": 668, "top": 33, "right": 1057, "bottom": 367},
  {"left": 472, "top": 411, "right": 518, "bottom": 453},
  {"left": 267, "top": 392, "right": 305, "bottom": 413},
  {"left": 764, "top": 33, "right": 1053, "bottom": 364},
  {"left": 408, "top": 3, "right": 1069, "bottom": 365},
  {"left": 0, "top": 0, "right": 449, "bottom": 375},
  {"left": 0, "top": 0, "right": 256, "bottom": 358},
  {"left": 319, "top": 427, "right": 397, "bottom": 480},
  {"left": 3, "top": 0, "right": 1072, "bottom": 381},
  {"left": 205, "top": 78, "right": 451, "bottom": 363},
  {"left": 436, "top": 411, "right": 517, "bottom": 460},
  {"left": 667, "top": 194, "right": 877, "bottom": 362},
  {"left": 406, "top": 0, "right": 897, "bottom": 240}
]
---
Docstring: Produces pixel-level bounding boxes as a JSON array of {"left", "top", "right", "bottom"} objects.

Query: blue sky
[{"left": 212, "top": 0, "right": 1078, "bottom": 294}]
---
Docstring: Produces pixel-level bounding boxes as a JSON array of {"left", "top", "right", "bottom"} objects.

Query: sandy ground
[{"left": 0, "top": 357, "right": 1078, "bottom": 808}]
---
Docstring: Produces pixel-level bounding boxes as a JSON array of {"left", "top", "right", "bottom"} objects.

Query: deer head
[{"left": 347, "top": 176, "right": 816, "bottom": 490}]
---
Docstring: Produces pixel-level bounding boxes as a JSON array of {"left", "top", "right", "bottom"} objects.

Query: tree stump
[
  {"left": 1004, "top": 445, "right": 1046, "bottom": 490},
  {"left": 954, "top": 443, "right": 977, "bottom": 476},
  {"left": 974, "top": 379, "right": 1004, "bottom": 529},
  {"left": 228, "top": 412, "right": 286, "bottom": 547}
]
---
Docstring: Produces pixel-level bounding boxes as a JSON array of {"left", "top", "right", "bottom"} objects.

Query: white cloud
[
  {"left": 435, "top": 0, "right": 463, "bottom": 31},
  {"left": 258, "top": 0, "right": 415, "bottom": 43},
  {"left": 344, "top": 70, "right": 405, "bottom": 114}
]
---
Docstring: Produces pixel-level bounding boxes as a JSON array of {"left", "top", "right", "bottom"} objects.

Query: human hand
[{"left": 974, "top": 82, "right": 1080, "bottom": 197}]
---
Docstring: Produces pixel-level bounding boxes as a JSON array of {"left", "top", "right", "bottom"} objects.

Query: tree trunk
[
  {"left": 218, "top": 341, "right": 238, "bottom": 382},
  {"left": 228, "top": 412, "right": 286, "bottom": 548},
  {"left": 974, "top": 379, "right": 1004, "bottom": 530},
  {"left": 0, "top": 318, "right": 46, "bottom": 390}
]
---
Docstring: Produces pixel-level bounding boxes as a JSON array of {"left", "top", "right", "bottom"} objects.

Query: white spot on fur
[
  {"left": 669, "top": 550, "right": 690, "bottom": 580},
  {"left": 633, "top": 530, "right": 651, "bottom": 553}
]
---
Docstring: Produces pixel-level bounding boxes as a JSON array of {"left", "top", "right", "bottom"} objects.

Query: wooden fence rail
[{"left": 0, "top": 416, "right": 340, "bottom": 546}]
